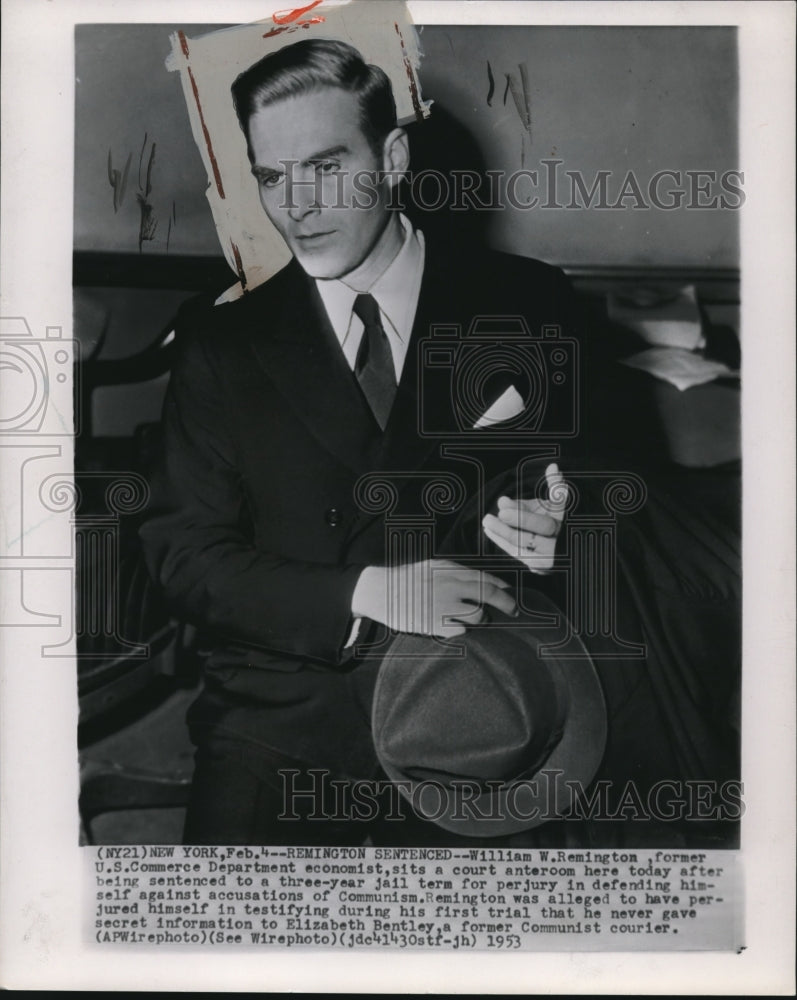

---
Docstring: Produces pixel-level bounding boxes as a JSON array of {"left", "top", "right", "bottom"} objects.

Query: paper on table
[
  {"left": 619, "top": 347, "right": 739, "bottom": 391},
  {"left": 608, "top": 284, "right": 706, "bottom": 351}
]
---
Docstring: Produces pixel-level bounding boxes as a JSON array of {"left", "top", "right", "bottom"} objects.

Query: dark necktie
[{"left": 353, "top": 293, "right": 397, "bottom": 431}]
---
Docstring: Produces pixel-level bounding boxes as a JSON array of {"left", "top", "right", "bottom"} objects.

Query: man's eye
[
  {"left": 314, "top": 161, "right": 340, "bottom": 174},
  {"left": 259, "top": 173, "right": 282, "bottom": 188}
]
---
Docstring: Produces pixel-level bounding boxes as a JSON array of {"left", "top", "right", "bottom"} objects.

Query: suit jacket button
[{"left": 325, "top": 507, "right": 342, "bottom": 527}]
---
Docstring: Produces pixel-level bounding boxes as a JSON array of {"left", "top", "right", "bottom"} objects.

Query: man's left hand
[{"left": 482, "top": 463, "right": 568, "bottom": 574}]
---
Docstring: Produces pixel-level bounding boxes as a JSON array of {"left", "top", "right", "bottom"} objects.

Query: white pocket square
[{"left": 473, "top": 385, "right": 525, "bottom": 428}]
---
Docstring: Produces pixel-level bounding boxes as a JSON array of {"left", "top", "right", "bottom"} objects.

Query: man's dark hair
[{"left": 231, "top": 38, "right": 397, "bottom": 157}]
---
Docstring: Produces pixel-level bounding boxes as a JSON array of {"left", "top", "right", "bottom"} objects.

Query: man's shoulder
[
  {"left": 178, "top": 260, "right": 302, "bottom": 324},
  {"left": 424, "top": 237, "right": 575, "bottom": 319},
  {"left": 477, "top": 246, "right": 566, "bottom": 285},
  {"left": 492, "top": 249, "right": 567, "bottom": 282},
  {"left": 426, "top": 234, "right": 568, "bottom": 286},
  {"left": 172, "top": 259, "right": 306, "bottom": 351}
]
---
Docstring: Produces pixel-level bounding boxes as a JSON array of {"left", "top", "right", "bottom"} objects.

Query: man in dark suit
[
  {"left": 139, "top": 38, "right": 584, "bottom": 844},
  {"left": 140, "top": 38, "right": 739, "bottom": 847}
]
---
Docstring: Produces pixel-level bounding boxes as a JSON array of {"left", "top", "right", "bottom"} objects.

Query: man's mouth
[{"left": 296, "top": 230, "right": 336, "bottom": 243}]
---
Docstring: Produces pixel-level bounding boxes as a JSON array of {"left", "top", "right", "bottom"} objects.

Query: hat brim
[{"left": 372, "top": 591, "right": 607, "bottom": 837}]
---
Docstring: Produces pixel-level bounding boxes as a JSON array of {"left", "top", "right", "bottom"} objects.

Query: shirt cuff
[{"left": 344, "top": 617, "right": 363, "bottom": 649}]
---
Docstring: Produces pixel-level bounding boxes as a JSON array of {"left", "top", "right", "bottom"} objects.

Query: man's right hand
[{"left": 351, "top": 559, "right": 517, "bottom": 638}]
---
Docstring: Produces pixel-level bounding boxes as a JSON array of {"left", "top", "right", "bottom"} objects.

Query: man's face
[{"left": 248, "top": 87, "right": 398, "bottom": 280}]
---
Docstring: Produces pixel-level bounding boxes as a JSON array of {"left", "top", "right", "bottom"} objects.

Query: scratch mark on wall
[
  {"left": 519, "top": 62, "right": 532, "bottom": 131},
  {"left": 138, "top": 134, "right": 154, "bottom": 197},
  {"left": 486, "top": 61, "right": 495, "bottom": 107},
  {"left": 107, "top": 150, "right": 132, "bottom": 213},
  {"left": 166, "top": 200, "right": 177, "bottom": 253},
  {"left": 136, "top": 134, "right": 158, "bottom": 252},
  {"left": 506, "top": 67, "right": 532, "bottom": 137}
]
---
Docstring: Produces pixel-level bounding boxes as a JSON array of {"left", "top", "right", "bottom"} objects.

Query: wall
[
  {"left": 74, "top": 23, "right": 225, "bottom": 257},
  {"left": 416, "top": 25, "right": 739, "bottom": 267}
]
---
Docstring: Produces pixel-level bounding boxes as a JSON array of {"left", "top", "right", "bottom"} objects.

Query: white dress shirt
[{"left": 315, "top": 213, "right": 425, "bottom": 382}]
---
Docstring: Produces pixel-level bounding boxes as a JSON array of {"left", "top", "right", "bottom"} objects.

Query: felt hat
[{"left": 371, "top": 589, "right": 607, "bottom": 836}]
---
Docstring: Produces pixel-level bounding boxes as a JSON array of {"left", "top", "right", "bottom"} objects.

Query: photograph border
[{"left": 1, "top": 0, "right": 794, "bottom": 992}]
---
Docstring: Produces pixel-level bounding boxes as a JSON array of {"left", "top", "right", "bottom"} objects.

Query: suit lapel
[{"left": 247, "top": 262, "right": 378, "bottom": 474}]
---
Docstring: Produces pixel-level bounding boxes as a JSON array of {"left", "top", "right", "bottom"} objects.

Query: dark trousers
[
  {"left": 183, "top": 732, "right": 560, "bottom": 847},
  {"left": 183, "top": 734, "right": 371, "bottom": 846}
]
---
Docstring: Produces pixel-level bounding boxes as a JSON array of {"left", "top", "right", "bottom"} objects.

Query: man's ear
[{"left": 381, "top": 127, "right": 410, "bottom": 189}]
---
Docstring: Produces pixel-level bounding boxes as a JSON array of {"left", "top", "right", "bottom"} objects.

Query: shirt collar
[
  {"left": 364, "top": 213, "right": 424, "bottom": 343},
  {"left": 315, "top": 214, "right": 424, "bottom": 343}
]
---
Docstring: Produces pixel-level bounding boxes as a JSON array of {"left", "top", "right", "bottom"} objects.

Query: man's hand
[
  {"left": 352, "top": 559, "right": 517, "bottom": 638},
  {"left": 482, "top": 463, "right": 568, "bottom": 574}
]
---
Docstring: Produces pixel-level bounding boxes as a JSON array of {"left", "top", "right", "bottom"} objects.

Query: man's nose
[{"left": 286, "top": 167, "right": 321, "bottom": 221}]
